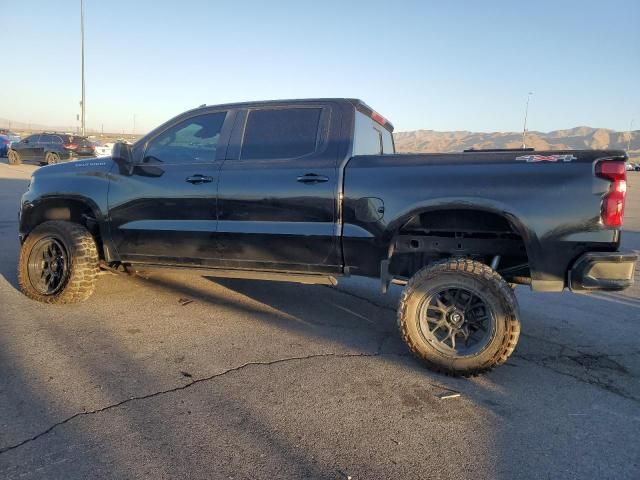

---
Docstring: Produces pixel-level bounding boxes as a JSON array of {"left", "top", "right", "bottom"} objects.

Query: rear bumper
[{"left": 568, "top": 251, "right": 637, "bottom": 292}]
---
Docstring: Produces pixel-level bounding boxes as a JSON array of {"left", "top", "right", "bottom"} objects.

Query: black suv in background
[{"left": 8, "top": 133, "right": 95, "bottom": 165}]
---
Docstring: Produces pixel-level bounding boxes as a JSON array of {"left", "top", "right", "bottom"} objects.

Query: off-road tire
[
  {"left": 45, "top": 152, "right": 60, "bottom": 165},
  {"left": 18, "top": 221, "right": 99, "bottom": 304},
  {"left": 398, "top": 258, "right": 520, "bottom": 376},
  {"left": 7, "top": 150, "right": 21, "bottom": 165}
]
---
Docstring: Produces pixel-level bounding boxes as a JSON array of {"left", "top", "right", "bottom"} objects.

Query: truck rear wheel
[
  {"left": 398, "top": 258, "right": 520, "bottom": 376},
  {"left": 18, "top": 221, "right": 99, "bottom": 304}
]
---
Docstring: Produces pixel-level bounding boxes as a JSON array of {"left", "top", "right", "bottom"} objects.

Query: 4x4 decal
[{"left": 516, "top": 154, "right": 577, "bottom": 162}]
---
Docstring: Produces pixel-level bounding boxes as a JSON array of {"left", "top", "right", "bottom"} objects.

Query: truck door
[
  {"left": 107, "top": 110, "right": 232, "bottom": 265},
  {"left": 216, "top": 105, "right": 341, "bottom": 272}
]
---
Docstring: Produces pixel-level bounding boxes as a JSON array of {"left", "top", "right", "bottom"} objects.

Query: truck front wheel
[
  {"left": 18, "top": 221, "right": 99, "bottom": 304},
  {"left": 398, "top": 258, "right": 520, "bottom": 376}
]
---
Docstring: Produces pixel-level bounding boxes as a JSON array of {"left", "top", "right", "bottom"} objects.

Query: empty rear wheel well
[{"left": 388, "top": 209, "right": 530, "bottom": 283}]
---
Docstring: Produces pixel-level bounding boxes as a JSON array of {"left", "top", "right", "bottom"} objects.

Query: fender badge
[
  {"left": 75, "top": 161, "right": 107, "bottom": 167},
  {"left": 516, "top": 154, "right": 577, "bottom": 163}
]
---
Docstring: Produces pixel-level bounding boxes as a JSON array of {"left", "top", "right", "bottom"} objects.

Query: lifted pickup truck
[{"left": 17, "top": 98, "right": 637, "bottom": 376}]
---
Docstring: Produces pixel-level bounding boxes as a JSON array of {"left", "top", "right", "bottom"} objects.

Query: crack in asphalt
[
  {"left": 513, "top": 354, "right": 639, "bottom": 403},
  {"left": 0, "top": 351, "right": 420, "bottom": 456},
  {"left": 516, "top": 333, "right": 639, "bottom": 402}
]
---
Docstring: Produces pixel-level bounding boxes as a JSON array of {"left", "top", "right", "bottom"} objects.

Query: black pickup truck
[{"left": 16, "top": 98, "right": 637, "bottom": 376}]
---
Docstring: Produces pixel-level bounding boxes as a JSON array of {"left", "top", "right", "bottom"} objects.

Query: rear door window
[{"left": 241, "top": 108, "right": 322, "bottom": 160}]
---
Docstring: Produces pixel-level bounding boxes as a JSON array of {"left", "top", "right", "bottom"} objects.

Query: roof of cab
[{"left": 184, "top": 98, "right": 394, "bottom": 131}]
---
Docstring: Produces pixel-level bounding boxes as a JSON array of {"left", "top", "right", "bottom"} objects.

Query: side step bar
[{"left": 120, "top": 263, "right": 338, "bottom": 286}]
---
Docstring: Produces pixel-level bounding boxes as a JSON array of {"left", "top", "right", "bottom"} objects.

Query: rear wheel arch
[{"left": 384, "top": 206, "right": 535, "bottom": 283}]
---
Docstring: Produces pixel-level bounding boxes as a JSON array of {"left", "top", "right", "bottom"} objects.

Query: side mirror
[
  {"left": 112, "top": 142, "right": 135, "bottom": 175},
  {"left": 22, "top": 139, "right": 29, "bottom": 144}
]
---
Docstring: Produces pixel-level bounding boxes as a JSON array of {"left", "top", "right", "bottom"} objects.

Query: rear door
[
  {"left": 216, "top": 104, "right": 341, "bottom": 272},
  {"left": 37, "top": 135, "right": 54, "bottom": 160},
  {"left": 33, "top": 135, "right": 47, "bottom": 160},
  {"left": 108, "top": 110, "right": 233, "bottom": 264}
]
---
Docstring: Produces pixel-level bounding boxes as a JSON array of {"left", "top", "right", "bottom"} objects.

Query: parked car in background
[
  {"left": 8, "top": 133, "right": 96, "bottom": 165},
  {"left": 91, "top": 140, "right": 113, "bottom": 157},
  {"left": 1, "top": 135, "right": 12, "bottom": 157},
  {"left": 0, "top": 131, "right": 21, "bottom": 156}
]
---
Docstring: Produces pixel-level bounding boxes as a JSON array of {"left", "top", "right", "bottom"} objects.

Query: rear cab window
[{"left": 352, "top": 111, "right": 394, "bottom": 156}]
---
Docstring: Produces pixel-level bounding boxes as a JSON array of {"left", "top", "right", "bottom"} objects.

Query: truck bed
[{"left": 342, "top": 149, "right": 627, "bottom": 291}]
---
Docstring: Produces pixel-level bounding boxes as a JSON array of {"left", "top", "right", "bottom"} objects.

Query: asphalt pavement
[{"left": 0, "top": 158, "right": 638, "bottom": 479}]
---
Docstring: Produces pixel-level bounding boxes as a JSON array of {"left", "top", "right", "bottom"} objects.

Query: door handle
[
  {"left": 296, "top": 173, "right": 329, "bottom": 184},
  {"left": 186, "top": 174, "right": 214, "bottom": 184}
]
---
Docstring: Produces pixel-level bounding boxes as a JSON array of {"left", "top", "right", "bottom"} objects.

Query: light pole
[
  {"left": 627, "top": 119, "right": 635, "bottom": 153},
  {"left": 521, "top": 92, "right": 533, "bottom": 149},
  {"left": 80, "top": 0, "right": 86, "bottom": 136}
]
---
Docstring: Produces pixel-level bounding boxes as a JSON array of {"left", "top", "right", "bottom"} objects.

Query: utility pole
[
  {"left": 521, "top": 92, "right": 533, "bottom": 149},
  {"left": 627, "top": 119, "right": 635, "bottom": 153},
  {"left": 80, "top": 0, "right": 86, "bottom": 136},
  {"left": 133, "top": 114, "right": 136, "bottom": 134}
]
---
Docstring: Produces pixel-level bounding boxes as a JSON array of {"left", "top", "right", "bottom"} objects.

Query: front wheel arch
[{"left": 21, "top": 197, "right": 106, "bottom": 260}]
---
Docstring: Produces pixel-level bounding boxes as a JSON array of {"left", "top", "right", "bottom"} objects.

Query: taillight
[
  {"left": 595, "top": 160, "right": 627, "bottom": 227},
  {"left": 1, "top": 139, "right": 8, "bottom": 145},
  {"left": 64, "top": 143, "right": 78, "bottom": 150}
]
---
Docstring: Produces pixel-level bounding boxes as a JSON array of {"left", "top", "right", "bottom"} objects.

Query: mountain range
[{"left": 393, "top": 127, "right": 639, "bottom": 158}]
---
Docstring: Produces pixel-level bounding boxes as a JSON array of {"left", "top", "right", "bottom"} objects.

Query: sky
[{"left": 1, "top": 0, "right": 639, "bottom": 134}]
